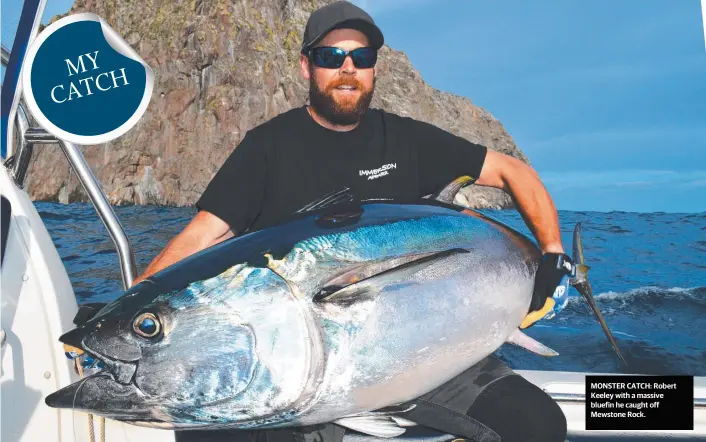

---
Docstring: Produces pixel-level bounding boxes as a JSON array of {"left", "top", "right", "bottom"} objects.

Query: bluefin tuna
[{"left": 45, "top": 177, "right": 626, "bottom": 437}]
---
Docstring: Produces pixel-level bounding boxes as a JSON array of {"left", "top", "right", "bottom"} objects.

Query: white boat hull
[{"left": 1, "top": 166, "right": 172, "bottom": 442}]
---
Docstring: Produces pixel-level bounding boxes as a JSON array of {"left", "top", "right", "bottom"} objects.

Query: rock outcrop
[{"left": 26, "top": 0, "right": 527, "bottom": 210}]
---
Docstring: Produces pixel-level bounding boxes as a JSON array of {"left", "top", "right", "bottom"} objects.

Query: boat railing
[
  {"left": 1, "top": 45, "right": 10, "bottom": 65},
  {"left": 1, "top": 5, "right": 138, "bottom": 290}
]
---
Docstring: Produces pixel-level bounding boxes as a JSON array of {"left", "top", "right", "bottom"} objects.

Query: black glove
[{"left": 529, "top": 252, "right": 575, "bottom": 313}]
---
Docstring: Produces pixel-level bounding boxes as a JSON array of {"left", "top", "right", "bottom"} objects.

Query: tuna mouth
[
  {"left": 48, "top": 329, "right": 146, "bottom": 416},
  {"left": 86, "top": 348, "right": 138, "bottom": 385},
  {"left": 59, "top": 324, "right": 142, "bottom": 386},
  {"left": 70, "top": 345, "right": 138, "bottom": 386},
  {"left": 45, "top": 371, "right": 147, "bottom": 417}
]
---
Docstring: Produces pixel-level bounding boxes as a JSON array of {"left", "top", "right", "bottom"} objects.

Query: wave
[
  {"left": 568, "top": 285, "right": 705, "bottom": 301},
  {"left": 596, "top": 285, "right": 704, "bottom": 299},
  {"left": 529, "top": 285, "right": 706, "bottom": 375},
  {"left": 564, "top": 286, "right": 706, "bottom": 315}
]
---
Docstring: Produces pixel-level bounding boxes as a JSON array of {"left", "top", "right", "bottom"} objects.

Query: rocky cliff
[{"left": 26, "top": 0, "right": 527, "bottom": 210}]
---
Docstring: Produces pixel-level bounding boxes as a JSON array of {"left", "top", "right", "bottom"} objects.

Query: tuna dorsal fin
[
  {"left": 507, "top": 329, "right": 559, "bottom": 357},
  {"left": 314, "top": 249, "right": 469, "bottom": 304},
  {"left": 427, "top": 176, "right": 476, "bottom": 204},
  {"left": 295, "top": 188, "right": 355, "bottom": 214}
]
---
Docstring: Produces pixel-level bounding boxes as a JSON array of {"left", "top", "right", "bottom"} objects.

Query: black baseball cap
[{"left": 301, "top": 1, "right": 384, "bottom": 54}]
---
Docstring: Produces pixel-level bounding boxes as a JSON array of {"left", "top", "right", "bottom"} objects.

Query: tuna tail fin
[
  {"left": 570, "top": 223, "right": 629, "bottom": 368},
  {"left": 507, "top": 329, "right": 559, "bottom": 357},
  {"left": 334, "top": 406, "right": 420, "bottom": 436},
  {"left": 427, "top": 176, "right": 476, "bottom": 204},
  {"left": 334, "top": 416, "right": 407, "bottom": 438}
]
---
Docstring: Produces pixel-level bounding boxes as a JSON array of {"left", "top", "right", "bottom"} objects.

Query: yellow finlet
[
  {"left": 63, "top": 344, "right": 84, "bottom": 356},
  {"left": 264, "top": 253, "right": 275, "bottom": 266}
]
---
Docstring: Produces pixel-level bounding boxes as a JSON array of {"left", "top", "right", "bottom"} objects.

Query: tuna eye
[{"left": 133, "top": 313, "right": 161, "bottom": 338}]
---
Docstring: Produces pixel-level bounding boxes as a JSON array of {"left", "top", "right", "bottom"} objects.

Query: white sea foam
[{"left": 566, "top": 285, "right": 704, "bottom": 304}]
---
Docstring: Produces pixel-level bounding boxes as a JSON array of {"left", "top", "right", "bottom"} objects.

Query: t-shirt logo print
[{"left": 359, "top": 162, "right": 397, "bottom": 180}]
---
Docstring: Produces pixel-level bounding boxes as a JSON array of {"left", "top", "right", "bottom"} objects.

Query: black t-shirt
[{"left": 195, "top": 106, "right": 487, "bottom": 234}]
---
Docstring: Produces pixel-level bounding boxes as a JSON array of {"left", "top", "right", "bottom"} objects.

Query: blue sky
[
  {"left": 3, "top": 1, "right": 705, "bottom": 213},
  {"left": 352, "top": 0, "right": 706, "bottom": 213}
]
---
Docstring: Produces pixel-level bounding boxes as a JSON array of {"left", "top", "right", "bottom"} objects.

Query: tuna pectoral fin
[
  {"left": 334, "top": 416, "right": 407, "bottom": 438},
  {"left": 315, "top": 249, "right": 469, "bottom": 303},
  {"left": 507, "top": 329, "right": 559, "bottom": 357}
]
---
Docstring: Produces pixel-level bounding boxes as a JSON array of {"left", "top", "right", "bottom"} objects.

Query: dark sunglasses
[{"left": 309, "top": 46, "right": 378, "bottom": 69}]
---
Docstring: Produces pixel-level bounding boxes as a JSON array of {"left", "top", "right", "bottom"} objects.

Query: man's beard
[{"left": 309, "top": 73, "right": 375, "bottom": 126}]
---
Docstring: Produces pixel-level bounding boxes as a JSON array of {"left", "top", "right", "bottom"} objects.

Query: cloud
[
  {"left": 508, "top": 54, "right": 706, "bottom": 86},
  {"left": 527, "top": 125, "right": 706, "bottom": 149},
  {"left": 683, "top": 180, "right": 706, "bottom": 188},
  {"left": 539, "top": 169, "right": 706, "bottom": 190},
  {"left": 538, "top": 169, "right": 706, "bottom": 212}
]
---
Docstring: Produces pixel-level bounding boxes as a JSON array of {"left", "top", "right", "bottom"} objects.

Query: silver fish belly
[{"left": 259, "top": 211, "right": 537, "bottom": 427}]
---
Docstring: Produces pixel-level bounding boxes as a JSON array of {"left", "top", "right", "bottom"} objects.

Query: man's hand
[{"left": 520, "top": 252, "right": 575, "bottom": 329}]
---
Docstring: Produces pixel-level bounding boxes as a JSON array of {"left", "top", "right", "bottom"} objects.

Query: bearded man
[{"left": 135, "top": 2, "right": 572, "bottom": 441}]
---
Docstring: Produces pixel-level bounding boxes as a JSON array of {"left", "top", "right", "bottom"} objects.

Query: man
[{"left": 135, "top": 2, "right": 571, "bottom": 441}]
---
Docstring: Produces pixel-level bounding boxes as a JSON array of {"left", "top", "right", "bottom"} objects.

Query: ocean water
[{"left": 36, "top": 202, "right": 706, "bottom": 376}]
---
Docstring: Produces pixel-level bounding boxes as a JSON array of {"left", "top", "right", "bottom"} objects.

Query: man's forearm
[
  {"left": 132, "top": 233, "right": 202, "bottom": 286},
  {"left": 503, "top": 164, "right": 564, "bottom": 254},
  {"left": 132, "top": 210, "right": 236, "bottom": 287},
  {"left": 477, "top": 151, "right": 569, "bottom": 324}
]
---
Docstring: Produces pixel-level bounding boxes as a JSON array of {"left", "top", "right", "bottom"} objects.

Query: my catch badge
[{"left": 21, "top": 13, "right": 153, "bottom": 145}]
